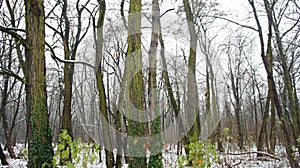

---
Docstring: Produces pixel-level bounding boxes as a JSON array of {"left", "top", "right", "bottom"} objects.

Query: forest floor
[{"left": 0, "top": 142, "right": 298, "bottom": 167}]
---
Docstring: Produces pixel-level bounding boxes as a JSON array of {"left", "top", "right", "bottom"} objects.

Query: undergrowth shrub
[
  {"left": 177, "top": 140, "right": 219, "bottom": 168},
  {"left": 52, "top": 130, "right": 99, "bottom": 168}
]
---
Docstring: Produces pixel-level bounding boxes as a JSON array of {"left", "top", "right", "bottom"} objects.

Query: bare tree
[
  {"left": 46, "top": 0, "right": 90, "bottom": 164},
  {"left": 249, "top": 0, "right": 299, "bottom": 167}
]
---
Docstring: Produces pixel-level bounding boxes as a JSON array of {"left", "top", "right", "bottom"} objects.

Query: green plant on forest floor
[
  {"left": 177, "top": 140, "right": 219, "bottom": 168},
  {"left": 52, "top": 130, "right": 99, "bottom": 168}
]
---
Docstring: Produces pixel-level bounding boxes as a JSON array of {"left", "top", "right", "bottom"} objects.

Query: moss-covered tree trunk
[
  {"left": 25, "top": 0, "right": 54, "bottom": 167},
  {"left": 95, "top": 0, "right": 115, "bottom": 167},
  {"left": 148, "top": 0, "right": 163, "bottom": 167},
  {"left": 126, "top": 0, "right": 147, "bottom": 167}
]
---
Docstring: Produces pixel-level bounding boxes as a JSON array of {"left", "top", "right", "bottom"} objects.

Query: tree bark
[
  {"left": 59, "top": 0, "right": 73, "bottom": 165},
  {"left": 25, "top": 0, "right": 54, "bottom": 167}
]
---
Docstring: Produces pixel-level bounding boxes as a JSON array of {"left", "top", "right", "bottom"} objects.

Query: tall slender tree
[
  {"left": 0, "top": 33, "right": 16, "bottom": 159},
  {"left": 95, "top": 0, "right": 115, "bottom": 167},
  {"left": 182, "top": 0, "right": 201, "bottom": 161}
]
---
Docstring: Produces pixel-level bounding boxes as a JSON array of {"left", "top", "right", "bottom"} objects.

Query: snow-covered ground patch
[{"left": 0, "top": 143, "right": 296, "bottom": 167}]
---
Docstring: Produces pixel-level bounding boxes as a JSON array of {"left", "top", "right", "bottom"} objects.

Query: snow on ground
[{"left": 0, "top": 143, "right": 296, "bottom": 167}]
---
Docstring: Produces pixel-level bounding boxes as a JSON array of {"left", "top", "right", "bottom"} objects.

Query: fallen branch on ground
[{"left": 225, "top": 151, "right": 281, "bottom": 161}]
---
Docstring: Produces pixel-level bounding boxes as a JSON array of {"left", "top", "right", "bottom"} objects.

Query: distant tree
[
  {"left": 0, "top": 30, "right": 16, "bottom": 159},
  {"left": 223, "top": 33, "right": 250, "bottom": 150}
]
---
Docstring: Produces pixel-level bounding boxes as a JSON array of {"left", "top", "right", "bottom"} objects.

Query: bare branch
[
  {"left": 0, "top": 68, "right": 24, "bottom": 83},
  {"left": 120, "top": 0, "right": 127, "bottom": 29},
  {"left": 160, "top": 8, "right": 175, "bottom": 18},
  {"left": 0, "top": 26, "right": 27, "bottom": 47},
  {"left": 226, "top": 151, "right": 281, "bottom": 161},
  {"left": 213, "top": 16, "right": 258, "bottom": 31},
  {"left": 45, "top": 42, "right": 95, "bottom": 69}
]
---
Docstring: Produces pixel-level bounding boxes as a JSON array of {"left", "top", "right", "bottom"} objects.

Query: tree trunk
[
  {"left": 257, "top": 88, "right": 270, "bottom": 155},
  {"left": 125, "top": 0, "right": 147, "bottom": 167},
  {"left": 227, "top": 47, "right": 244, "bottom": 150},
  {"left": 95, "top": 0, "right": 115, "bottom": 167},
  {"left": 114, "top": 110, "right": 122, "bottom": 168},
  {"left": 59, "top": 0, "right": 74, "bottom": 164},
  {"left": 0, "top": 145, "right": 8, "bottom": 166},
  {"left": 269, "top": 97, "right": 276, "bottom": 154},
  {"left": 182, "top": 0, "right": 201, "bottom": 164},
  {"left": 235, "top": 101, "right": 244, "bottom": 150},
  {"left": 159, "top": 16, "right": 184, "bottom": 140},
  {"left": 25, "top": 0, "right": 54, "bottom": 167},
  {"left": 61, "top": 0, "right": 73, "bottom": 138},
  {"left": 269, "top": 6, "right": 300, "bottom": 154},
  {"left": 0, "top": 40, "right": 16, "bottom": 159},
  {"left": 258, "top": 23, "right": 273, "bottom": 155},
  {"left": 148, "top": 0, "right": 163, "bottom": 167},
  {"left": 249, "top": 1, "right": 299, "bottom": 167}
]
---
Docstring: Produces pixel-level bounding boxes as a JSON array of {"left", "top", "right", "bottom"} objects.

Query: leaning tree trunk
[
  {"left": 25, "top": 0, "right": 54, "bottom": 167},
  {"left": 249, "top": 1, "right": 299, "bottom": 167}
]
